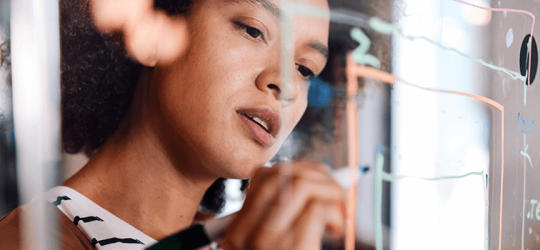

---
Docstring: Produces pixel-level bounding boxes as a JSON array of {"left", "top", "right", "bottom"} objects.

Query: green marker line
[
  {"left": 350, "top": 28, "right": 381, "bottom": 68},
  {"left": 381, "top": 170, "right": 485, "bottom": 182},
  {"left": 289, "top": 1, "right": 328, "bottom": 19},
  {"left": 302, "top": 8, "right": 528, "bottom": 84},
  {"left": 524, "top": 81, "right": 527, "bottom": 105},
  {"left": 381, "top": 169, "right": 488, "bottom": 210},
  {"left": 369, "top": 17, "right": 398, "bottom": 34},
  {"left": 525, "top": 41, "right": 531, "bottom": 105},
  {"left": 368, "top": 17, "right": 527, "bottom": 83},
  {"left": 520, "top": 144, "right": 533, "bottom": 167},
  {"left": 374, "top": 153, "right": 384, "bottom": 250}
]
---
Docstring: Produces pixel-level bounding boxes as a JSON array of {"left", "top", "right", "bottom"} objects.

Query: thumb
[{"left": 90, "top": 0, "right": 189, "bottom": 66}]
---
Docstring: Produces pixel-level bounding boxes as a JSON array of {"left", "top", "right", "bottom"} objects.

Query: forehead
[
  {"left": 221, "top": 0, "right": 330, "bottom": 54},
  {"left": 225, "top": 0, "right": 330, "bottom": 18}
]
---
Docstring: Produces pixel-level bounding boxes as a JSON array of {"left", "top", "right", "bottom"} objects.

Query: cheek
[
  {"left": 158, "top": 35, "right": 255, "bottom": 110},
  {"left": 294, "top": 86, "right": 309, "bottom": 123},
  {"left": 151, "top": 29, "right": 270, "bottom": 154},
  {"left": 277, "top": 95, "right": 308, "bottom": 142}
]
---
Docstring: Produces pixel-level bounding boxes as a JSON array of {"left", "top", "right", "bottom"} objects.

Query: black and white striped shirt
[{"left": 43, "top": 186, "right": 157, "bottom": 250}]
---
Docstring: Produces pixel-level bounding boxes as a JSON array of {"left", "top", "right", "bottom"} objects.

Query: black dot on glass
[{"left": 519, "top": 34, "right": 538, "bottom": 85}]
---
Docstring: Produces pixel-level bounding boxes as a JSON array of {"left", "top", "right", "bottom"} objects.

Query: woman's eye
[
  {"left": 235, "top": 22, "right": 264, "bottom": 40},
  {"left": 296, "top": 65, "right": 315, "bottom": 79},
  {"left": 245, "top": 26, "right": 262, "bottom": 39}
]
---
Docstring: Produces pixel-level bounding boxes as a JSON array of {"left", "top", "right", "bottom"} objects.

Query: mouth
[
  {"left": 243, "top": 113, "right": 270, "bottom": 132},
  {"left": 236, "top": 107, "right": 281, "bottom": 147}
]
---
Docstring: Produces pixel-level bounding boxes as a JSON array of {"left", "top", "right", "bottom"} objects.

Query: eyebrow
[
  {"left": 309, "top": 41, "right": 329, "bottom": 59},
  {"left": 228, "top": 0, "right": 328, "bottom": 59},
  {"left": 255, "top": 0, "right": 281, "bottom": 18},
  {"left": 229, "top": 0, "right": 281, "bottom": 18}
]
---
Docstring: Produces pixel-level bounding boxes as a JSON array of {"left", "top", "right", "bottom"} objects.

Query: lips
[{"left": 236, "top": 107, "right": 281, "bottom": 147}]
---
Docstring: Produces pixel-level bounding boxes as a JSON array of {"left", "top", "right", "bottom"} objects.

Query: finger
[
  {"left": 262, "top": 177, "right": 345, "bottom": 235},
  {"left": 245, "top": 177, "right": 343, "bottom": 249},
  {"left": 226, "top": 172, "right": 279, "bottom": 250},
  {"left": 280, "top": 204, "right": 344, "bottom": 249},
  {"left": 90, "top": 0, "right": 189, "bottom": 66},
  {"left": 241, "top": 163, "right": 330, "bottom": 214},
  {"left": 226, "top": 164, "right": 332, "bottom": 249},
  {"left": 288, "top": 201, "right": 328, "bottom": 250},
  {"left": 246, "top": 161, "right": 332, "bottom": 203},
  {"left": 124, "top": 10, "right": 189, "bottom": 66},
  {"left": 91, "top": 0, "right": 149, "bottom": 32},
  {"left": 271, "top": 161, "right": 329, "bottom": 178},
  {"left": 218, "top": 237, "right": 237, "bottom": 250},
  {"left": 324, "top": 204, "right": 345, "bottom": 238}
]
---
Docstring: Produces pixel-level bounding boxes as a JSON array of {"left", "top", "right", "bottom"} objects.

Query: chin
[
  {"left": 222, "top": 157, "right": 266, "bottom": 180},
  {"left": 217, "top": 162, "right": 260, "bottom": 180},
  {"left": 214, "top": 149, "right": 273, "bottom": 180},
  {"left": 198, "top": 125, "right": 284, "bottom": 180}
]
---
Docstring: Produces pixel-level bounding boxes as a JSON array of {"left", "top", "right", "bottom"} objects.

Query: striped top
[{"left": 43, "top": 186, "right": 157, "bottom": 250}]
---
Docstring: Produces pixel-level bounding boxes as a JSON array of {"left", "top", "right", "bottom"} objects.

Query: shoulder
[
  {"left": 0, "top": 205, "right": 23, "bottom": 249},
  {"left": 0, "top": 201, "right": 94, "bottom": 250}
]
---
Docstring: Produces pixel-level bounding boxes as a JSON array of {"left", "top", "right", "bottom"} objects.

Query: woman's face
[{"left": 152, "top": 0, "right": 329, "bottom": 179}]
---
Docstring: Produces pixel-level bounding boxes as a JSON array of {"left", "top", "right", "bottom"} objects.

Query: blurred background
[{"left": 0, "top": 0, "right": 16, "bottom": 219}]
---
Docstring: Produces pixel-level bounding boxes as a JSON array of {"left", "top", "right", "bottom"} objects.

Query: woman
[{"left": 1, "top": 0, "right": 346, "bottom": 249}]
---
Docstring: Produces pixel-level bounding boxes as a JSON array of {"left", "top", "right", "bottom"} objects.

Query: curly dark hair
[
  {"left": 60, "top": 0, "right": 193, "bottom": 155},
  {"left": 59, "top": 0, "right": 242, "bottom": 215}
]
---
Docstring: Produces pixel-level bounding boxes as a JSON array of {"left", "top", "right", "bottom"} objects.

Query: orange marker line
[
  {"left": 344, "top": 54, "right": 505, "bottom": 250},
  {"left": 450, "top": 2, "right": 531, "bottom": 245},
  {"left": 344, "top": 53, "right": 360, "bottom": 250}
]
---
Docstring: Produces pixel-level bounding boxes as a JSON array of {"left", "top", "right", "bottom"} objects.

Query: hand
[
  {"left": 90, "top": 0, "right": 189, "bottom": 66},
  {"left": 224, "top": 162, "right": 346, "bottom": 250}
]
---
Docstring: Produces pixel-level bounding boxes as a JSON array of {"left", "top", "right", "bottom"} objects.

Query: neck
[{"left": 63, "top": 68, "right": 218, "bottom": 240}]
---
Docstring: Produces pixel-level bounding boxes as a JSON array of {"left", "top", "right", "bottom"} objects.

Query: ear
[{"left": 91, "top": 0, "right": 189, "bottom": 67}]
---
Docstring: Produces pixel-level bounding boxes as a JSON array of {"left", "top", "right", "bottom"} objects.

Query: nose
[{"left": 255, "top": 63, "right": 299, "bottom": 107}]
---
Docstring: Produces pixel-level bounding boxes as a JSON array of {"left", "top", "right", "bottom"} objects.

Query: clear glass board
[{"left": 275, "top": 0, "right": 538, "bottom": 249}]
